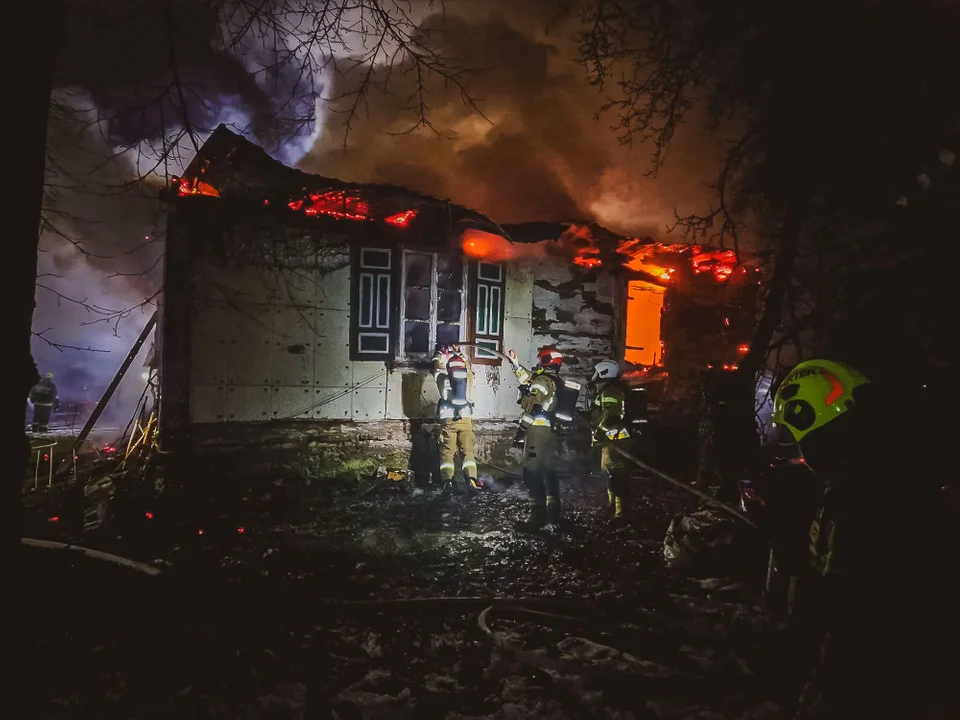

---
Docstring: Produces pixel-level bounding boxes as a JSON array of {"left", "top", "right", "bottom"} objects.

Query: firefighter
[
  {"left": 585, "top": 359, "right": 633, "bottom": 521},
  {"left": 771, "top": 360, "right": 951, "bottom": 719},
  {"left": 507, "top": 346, "right": 564, "bottom": 529},
  {"left": 433, "top": 343, "right": 481, "bottom": 492},
  {"left": 28, "top": 372, "right": 59, "bottom": 432}
]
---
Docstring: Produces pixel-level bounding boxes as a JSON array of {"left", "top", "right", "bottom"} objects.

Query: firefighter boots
[
  {"left": 546, "top": 496, "right": 561, "bottom": 525},
  {"left": 517, "top": 499, "right": 546, "bottom": 531}
]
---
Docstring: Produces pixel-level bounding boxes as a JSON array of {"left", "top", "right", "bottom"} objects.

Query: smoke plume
[
  {"left": 302, "top": 0, "right": 722, "bottom": 236},
  {"left": 34, "top": 0, "right": 720, "bottom": 427}
]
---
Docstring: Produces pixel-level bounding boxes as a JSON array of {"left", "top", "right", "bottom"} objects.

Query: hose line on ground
[
  {"left": 21, "top": 538, "right": 162, "bottom": 576},
  {"left": 611, "top": 446, "right": 758, "bottom": 529}
]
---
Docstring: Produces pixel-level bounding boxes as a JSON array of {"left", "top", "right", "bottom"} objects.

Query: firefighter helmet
[
  {"left": 538, "top": 346, "right": 563, "bottom": 370},
  {"left": 771, "top": 359, "right": 871, "bottom": 443},
  {"left": 44, "top": 372, "right": 54, "bottom": 379},
  {"left": 592, "top": 359, "right": 620, "bottom": 381}
]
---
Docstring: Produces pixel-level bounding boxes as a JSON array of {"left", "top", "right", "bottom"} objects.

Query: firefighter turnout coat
[{"left": 433, "top": 347, "right": 478, "bottom": 482}]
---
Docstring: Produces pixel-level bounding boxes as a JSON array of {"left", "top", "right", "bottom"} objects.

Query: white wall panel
[
  {"left": 311, "top": 387, "right": 353, "bottom": 420},
  {"left": 271, "top": 386, "right": 315, "bottom": 420},
  {"left": 504, "top": 264, "right": 534, "bottom": 319},
  {"left": 352, "top": 387, "right": 386, "bottom": 420},
  {"left": 224, "top": 385, "right": 272, "bottom": 421},
  {"left": 272, "top": 308, "right": 316, "bottom": 386},
  {"left": 226, "top": 303, "right": 274, "bottom": 385},
  {"left": 190, "top": 303, "right": 229, "bottom": 385},
  {"left": 191, "top": 261, "right": 230, "bottom": 302},
  {"left": 353, "top": 362, "right": 387, "bottom": 389},
  {"left": 271, "top": 268, "right": 319, "bottom": 307},
  {"left": 312, "top": 309, "right": 352, "bottom": 386},
  {"left": 219, "top": 266, "right": 276, "bottom": 304},
  {"left": 316, "top": 266, "right": 351, "bottom": 311},
  {"left": 495, "top": 315, "right": 534, "bottom": 418},
  {"left": 190, "top": 385, "right": 226, "bottom": 423}
]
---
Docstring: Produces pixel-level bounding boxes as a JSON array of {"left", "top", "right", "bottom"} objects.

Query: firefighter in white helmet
[
  {"left": 508, "top": 346, "right": 564, "bottom": 529},
  {"left": 433, "top": 343, "right": 481, "bottom": 492},
  {"left": 585, "top": 359, "right": 633, "bottom": 520}
]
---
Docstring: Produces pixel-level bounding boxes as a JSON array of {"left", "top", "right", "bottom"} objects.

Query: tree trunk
[
  {"left": 696, "top": 197, "right": 809, "bottom": 497},
  {"left": 4, "top": 3, "right": 62, "bottom": 716},
  {"left": 739, "top": 196, "right": 810, "bottom": 377}
]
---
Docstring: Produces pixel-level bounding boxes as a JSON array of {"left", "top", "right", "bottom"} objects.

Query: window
[
  {"left": 353, "top": 247, "right": 393, "bottom": 358},
  {"left": 399, "top": 251, "right": 466, "bottom": 358},
  {"left": 469, "top": 261, "right": 506, "bottom": 364}
]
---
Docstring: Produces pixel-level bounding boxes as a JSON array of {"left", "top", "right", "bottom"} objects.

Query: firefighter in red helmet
[{"left": 507, "top": 345, "right": 564, "bottom": 529}]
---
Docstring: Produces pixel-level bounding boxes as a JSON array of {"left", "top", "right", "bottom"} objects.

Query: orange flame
[
  {"left": 573, "top": 255, "right": 602, "bottom": 268},
  {"left": 462, "top": 228, "right": 545, "bottom": 263},
  {"left": 174, "top": 176, "right": 220, "bottom": 198},
  {"left": 384, "top": 209, "right": 418, "bottom": 227}
]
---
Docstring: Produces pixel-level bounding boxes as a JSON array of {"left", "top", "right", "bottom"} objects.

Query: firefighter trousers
[
  {"left": 601, "top": 442, "right": 632, "bottom": 517},
  {"left": 522, "top": 426, "right": 559, "bottom": 507},
  {"left": 31, "top": 404, "right": 52, "bottom": 429},
  {"left": 439, "top": 418, "right": 477, "bottom": 481}
]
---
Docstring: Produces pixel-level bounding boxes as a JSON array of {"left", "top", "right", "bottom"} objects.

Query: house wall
[
  {"left": 184, "top": 250, "right": 536, "bottom": 424},
  {"left": 531, "top": 260, "right": 618, "bottom": 387},
  {"left": 161, "top": 205, "right": 604, "bottom": 474}
]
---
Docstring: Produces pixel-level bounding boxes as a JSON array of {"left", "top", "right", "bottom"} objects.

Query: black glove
[{"left": 518, "top": 384, "right": 531, "bottom": 397}]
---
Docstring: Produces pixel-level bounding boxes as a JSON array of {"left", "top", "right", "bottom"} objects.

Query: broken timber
[{"left": 58, "top": 311, "right": 158, "bottom": 477}]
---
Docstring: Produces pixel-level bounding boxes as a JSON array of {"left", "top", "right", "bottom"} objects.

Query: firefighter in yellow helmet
[
  {"left": 434, "top": 343, "right": 481, "bottom": 492},
  {"left": 772, "top": 359, "right": 950, "bottom": 719},
  {"left": 585, "top": 359, "right": 633, "bottom": 521},
  {"left": 507, "top": 346, "right": 564, "bottom": 529}
]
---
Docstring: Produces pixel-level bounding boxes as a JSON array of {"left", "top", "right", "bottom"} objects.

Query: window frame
[
  {"left": 468, "top": 260, "right": 507, "bottom": 366},
  {"left": 350, "top": 245, "right": 397, "bottom": 361},
  {"left": 397, "top": 248, "right": 468, "bottom": 361}
]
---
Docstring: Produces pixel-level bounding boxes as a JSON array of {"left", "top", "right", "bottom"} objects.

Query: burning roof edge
[
  {"left": 178, "top": 124, "right": 512, "bottom": 239},
  {"left": 502, "top": 220, "right": 641, "bottom": 246}
]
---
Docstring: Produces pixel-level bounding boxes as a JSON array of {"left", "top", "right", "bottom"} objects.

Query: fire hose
[
  {"left": 611, "top": 446, "right": 758, "bottom": 529},
  {"left": 320, "top": 596, "right": 646, "bottom": 674},
  {"left": 21, "top": 538, "right": 162, "bottom": 576},
  {"left": 453, "top": 342, "right": 757, "bottom": 528}
]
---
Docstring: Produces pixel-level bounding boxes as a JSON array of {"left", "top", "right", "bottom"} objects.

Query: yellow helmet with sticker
[{"left": 771, "top": 359, "right": 871, "bottom": 443}]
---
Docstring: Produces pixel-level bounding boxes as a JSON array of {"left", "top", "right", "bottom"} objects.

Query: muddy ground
[{"left": 19, "top": 467, "right": 810, "bottom": 719}]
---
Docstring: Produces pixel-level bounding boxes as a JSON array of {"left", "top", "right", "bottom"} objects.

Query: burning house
[{"left": 158, "top": 126, "right": 760, "bottom": 475}]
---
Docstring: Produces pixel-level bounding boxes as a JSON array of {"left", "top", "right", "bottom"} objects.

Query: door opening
[{"left": 624, "top": 280, "right": 666, "bottom": 366}]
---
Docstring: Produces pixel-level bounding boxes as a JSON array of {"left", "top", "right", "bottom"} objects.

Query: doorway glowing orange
[{"left": 625, "top": 280, "right": 666, "bottom": 366}]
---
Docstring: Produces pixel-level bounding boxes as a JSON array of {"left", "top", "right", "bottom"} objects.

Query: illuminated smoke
[
  {"left": 302, "top": 0, "right": 721, "bottom": 237},
  {"left": 35, "top": 0, "right": 329, "bottom": 426},
  {"left": 35, "top": 0, "right": 721, "bottom": 427}
]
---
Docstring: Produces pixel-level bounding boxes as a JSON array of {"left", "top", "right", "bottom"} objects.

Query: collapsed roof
[
  {"left": 170, "top": 127, "right": 758, "bottom": 286},
  {"left": 170, "top": 124, "right": 509, "bottom": 239}
]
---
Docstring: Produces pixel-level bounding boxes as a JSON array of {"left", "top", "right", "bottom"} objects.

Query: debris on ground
[{"left": 19, "top": 467, "right": 812, "bottom": 717}]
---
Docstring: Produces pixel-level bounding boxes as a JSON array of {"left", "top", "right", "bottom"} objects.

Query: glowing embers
[
  {"left": 172, "top": 175, "right": 220, "bottom": 198},
  {"left": 573, "top": 254, "right": 602, "bottom": 269},
  {"left": 692, "top": 249, "right": 738, "bottom": 282},
  {"left": 285, "top": 189, "right": 419, "bottom": 228},
  {"left": 384, "top": 209, "right": 418, "bottom": 228},
  {"left": 291, "top": 189, "right": 371, "bottom": 220}
]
